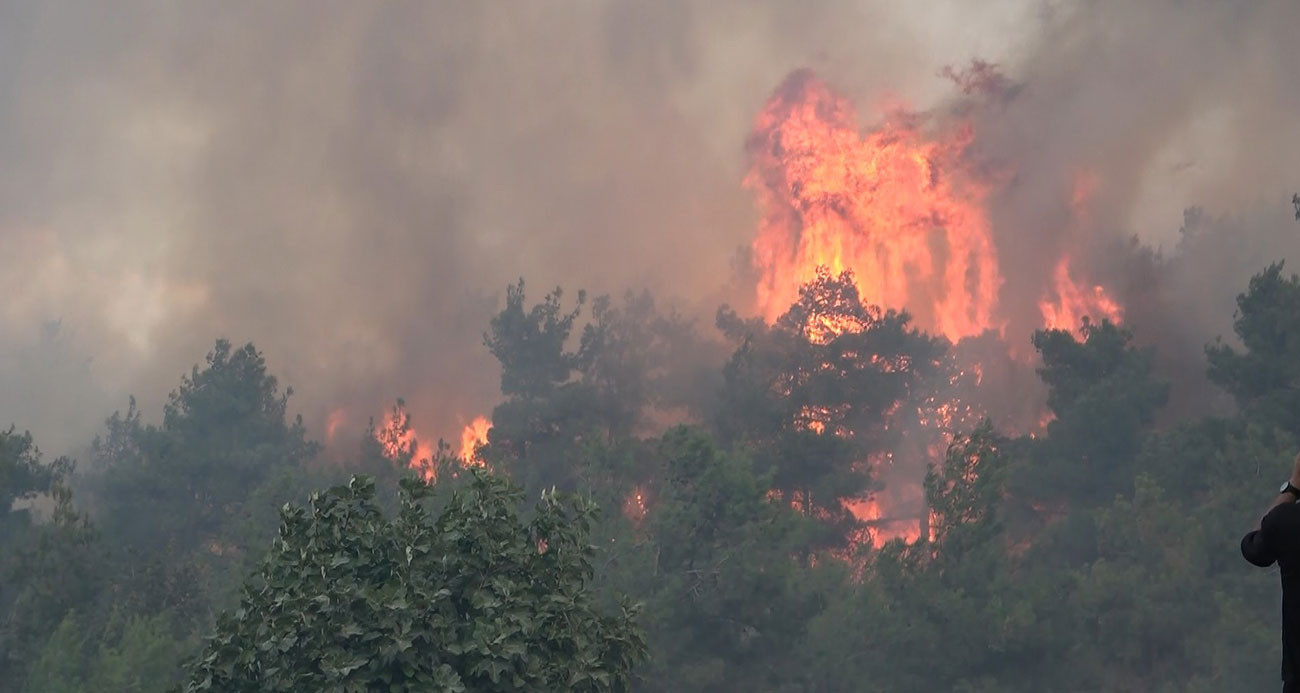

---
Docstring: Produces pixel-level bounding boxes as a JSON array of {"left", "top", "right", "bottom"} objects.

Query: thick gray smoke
[
  {"left": 975, "top": 0, "right": 1300, "bottom": 333},
  {"left": 0, "top": 1, "right": 1296, "bottom": 458},
  {"left": 967, "top": 0, "right": 1300, "bottom": 415}
]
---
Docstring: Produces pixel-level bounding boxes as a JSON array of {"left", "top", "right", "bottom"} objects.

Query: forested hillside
[
  {"left": 3, "top": 258, "right": 1297, "bottom": 692},
  {"left": 4, "top": 1, "right": 1300, "bottom": 691}
]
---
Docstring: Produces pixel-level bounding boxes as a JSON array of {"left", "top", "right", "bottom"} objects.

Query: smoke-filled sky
[{"left": 2, "top": 0, "right": 1298, "bottom": 458}]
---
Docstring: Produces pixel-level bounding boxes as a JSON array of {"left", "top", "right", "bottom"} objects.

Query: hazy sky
[{"left": 1, "top": 0, "right": 1296, "bottom": 458}]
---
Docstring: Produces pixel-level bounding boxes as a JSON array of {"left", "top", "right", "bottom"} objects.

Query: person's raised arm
[
  {"left": 1262, "top": 451, "right": 1300, "bottom": 528},
  {"left": 1242, "top": 451, "right": 1300, "bottom": 567}
]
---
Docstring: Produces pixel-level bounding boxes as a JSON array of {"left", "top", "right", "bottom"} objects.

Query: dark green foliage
[
  {"left": 0, "top": 428, "right": 101, "bottom": 686},
  {"left": 22, "top": 609, "right": 190, "bottom": 693},
  {"left": 93, "top": 340, "right": 319, "bottom": 557},
  {"left": 482, "top": 281, "right": 708, "bottom": 496},
  {"left": 925, "top": 423, "right": 1009, "bottom": 559},
  {"left": 2, "top": 339, "right": 334, "bottom": 691},
  {"left": 0, "top": 427, "right": 64, "bottom": 531},
  {"left": 183, "top": 473, "right": 645, "bottom": 692},
  {"left": 481, "top": 280, "right": 603, "bottom": 493},
  {"left": 1208, "top": 262, "right": 1300, "bottom": 439},
  {"left": 11, "top": 259, "right": 1300, "bottom": 691},
  {"left": 86, "top": 338, "right": 325, "bottom": 642},
  {"left": 1021, "top": 320, "right": 1170, "bottom": 506},
  {"left": 636, "top": 427, "right": 816, "bottom": 690},
  {"left": 801, "top": 424, "right": 1041, "bottom": 692},
  {"left": 486, "top": 280, "right": 586, "bottom": 401},
  {"left": 577, "top": 291, "right": 702, "bottom": 441}
]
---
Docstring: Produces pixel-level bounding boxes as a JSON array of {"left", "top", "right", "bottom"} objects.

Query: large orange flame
[
  {"left": 743, "top": 70, "right": 1086, "bottom": 553},
  {"left": 746, "top": 69, "right": 1002, "bottom": 342}
]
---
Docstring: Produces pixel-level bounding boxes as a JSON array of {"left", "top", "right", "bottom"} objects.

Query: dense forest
[
  {"left": 4, "top": 0, "right": 1300, "bottom": 690},
  {"left": 4, "top": 241, "right": 1300, "bottom": 691}
]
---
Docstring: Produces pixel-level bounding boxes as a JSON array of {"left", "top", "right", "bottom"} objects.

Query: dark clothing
[{"left": 1242, "top": 501, "right": 1300, "bottom": 683}]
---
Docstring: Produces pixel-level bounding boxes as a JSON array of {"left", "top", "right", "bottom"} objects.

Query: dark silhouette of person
[{"left": 1242, "top": 453, "right": 1300, "bottom": 692}]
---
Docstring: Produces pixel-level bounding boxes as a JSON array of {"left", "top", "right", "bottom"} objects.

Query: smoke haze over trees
[
  {"left": 2, "top": 0, "right": 1299, "bottom": 456},
  {"left": 3, "top": 1, "right": 1300, "bottom": 691}
]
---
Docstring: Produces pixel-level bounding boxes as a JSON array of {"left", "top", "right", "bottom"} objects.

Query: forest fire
[
  {"left": 1038, "top": 256, "right": 1123, "bottom": 338},
  {"left": 746, "top": 68, "right": 1002, "bottom": 342},
  {"left": 459, "top": 415, "right": 492, "bottom": 466},
  {"left": 373, "top": 403, "right": 437, "bottom": 479},
  {"left": 373, "top": 404, "right": 492, "bottom": 481},
  {"left": 746, "top": 68, "right": 1127, "bottom": 345},
  {"left": 845, "top": 497, "right": 924, "bottom": 545},
  {"left": 745, "top": 69, "right": 1128, "bottom": 550}
]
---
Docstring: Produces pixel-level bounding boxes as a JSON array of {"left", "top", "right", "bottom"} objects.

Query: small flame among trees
[
  {"left": 1039, "top": 256, "right": 1123, "bottom": 338},
  {"left": 373, "top": 401, "right": 436, "bottom": 476},
  {"left": 459, "top": 415, "right": 492, "bottom": 466},
  {"left": 372, "top": 402, "right": 492, "bottom": 481}
]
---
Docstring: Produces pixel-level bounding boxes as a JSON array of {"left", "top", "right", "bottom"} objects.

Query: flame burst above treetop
[
  {"left": 745, "top": 68, "right": 1003, "bottom": 342},
  {"left": 746, "top": 68, "right": 1123, "bottom": 344}
]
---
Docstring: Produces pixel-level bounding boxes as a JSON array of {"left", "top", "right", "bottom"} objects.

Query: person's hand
[{"left": 1289, "top": 450, "right": 1300, "bottom": 487}]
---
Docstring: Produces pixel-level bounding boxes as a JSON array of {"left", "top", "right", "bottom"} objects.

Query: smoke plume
[{"left": 0, "top": 0, "right": 1297, "bottom": 457}]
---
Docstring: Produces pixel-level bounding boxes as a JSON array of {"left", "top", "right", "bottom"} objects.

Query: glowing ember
[
  {"left": 796, "top": 402, "right": 850, "bottom": 436},
  {"left": 1027, "top": 409, "right": 1056, "bottom": 439},
  {"left": 746, "top": 69, "right": 1002, "bottom": 341},
  {"left": 622, "top": 485, "right": 648, "bottom": 526},
  {"left": 459, "top": 415, "right": 492, "bottom": 466},
  {"left": 1038, "top": 256, "right": 1123, "bottom": 338}
]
